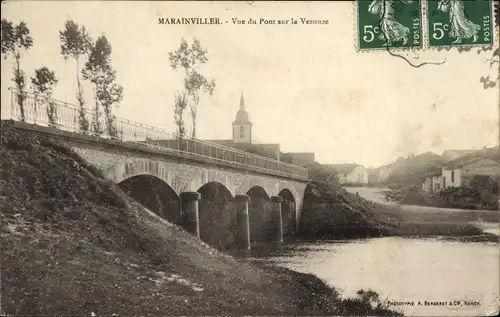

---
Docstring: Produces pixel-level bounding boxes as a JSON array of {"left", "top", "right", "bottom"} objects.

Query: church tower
[{"left": 232, "top": 91, "right": 252, "bottom": 144}]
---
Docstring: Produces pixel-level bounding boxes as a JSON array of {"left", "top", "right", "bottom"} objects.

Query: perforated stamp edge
[
  {"left": 353, "top": 0, "right": 425, "bottom": 54},
  {"left": 423, "top": 0, "right": 498, "bottom": 51}
]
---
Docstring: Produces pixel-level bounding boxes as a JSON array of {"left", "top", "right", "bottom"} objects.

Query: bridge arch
[
  {"left": 246, "top": 185, "right": 273, "bottom": 242},
  {"left": 98, "top": 158, "right": 307, "bottom": 241},
  {"left": 197, "top": 182, "right": 235, "bottom": 249},
  {"left": 118, "top": 174, "right": 181, "bottom": 224},
  {"left": 234, "top": 176, "right": 274, "bottom": 197},
  {"left": 278, "top": 188, "right": 297, "bottom": 238},
  {"left": 12, "top": 128, "right": 310, "bottom": 251},
  {"left": 106, "top": 159, "right": 185, "bottom": 195},
  {"left": 105, "top": 159, "right": 304, "bottom": 200}
]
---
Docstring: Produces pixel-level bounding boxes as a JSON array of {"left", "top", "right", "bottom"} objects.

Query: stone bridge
[{"left": 15, "top": 122, "right": 309, "bottom": 250}]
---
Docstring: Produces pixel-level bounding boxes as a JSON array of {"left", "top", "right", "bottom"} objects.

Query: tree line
[
  {"left": 1, "top": 19, "right": 124, "bottom": 137},
  {"left": 1, "top": 18, "right": 216, "bottom": 140}
]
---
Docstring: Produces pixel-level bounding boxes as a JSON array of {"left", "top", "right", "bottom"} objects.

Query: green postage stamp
[
  {"left": 356, "top": 0, "right": 423, "bottom": 51},
  {"left": 356, "top": 0, "right": 495, "bottom": 50},
  {"left": 427, "top": 0, "right": 494, "bottom": 47}
]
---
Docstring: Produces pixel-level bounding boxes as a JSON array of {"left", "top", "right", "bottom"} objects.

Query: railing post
[
  {"left": 9, "top": 88, "right": 13, "bottom": 120},
  {"left": 32, "top": 95, "right": 37, "bottom": 125}
]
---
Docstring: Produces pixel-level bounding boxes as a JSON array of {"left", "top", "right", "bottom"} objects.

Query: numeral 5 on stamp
[
  {"left": 356, "top": 0, "right": 423, "bottom": 51},
  {"left": 427, "top": 0, "right": 494, "bottom": 47}
]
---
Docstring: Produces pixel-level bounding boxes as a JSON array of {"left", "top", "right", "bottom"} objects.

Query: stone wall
[{"left": 61, "top": 137, "right": 306, "bottom": 225}]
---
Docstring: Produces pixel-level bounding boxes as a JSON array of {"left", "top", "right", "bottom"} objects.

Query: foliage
[
  {"left": 338, "top": 289, "right": 403, "bottom": 316},
  {"left": 1, "top": 19, "right": 15, "bottom": 55},
  {"left": 82, "top": 36, "right": 123, "bottom": 138},
  {"left": 168, "top": 38, "right": 215, "bottom": 138},
  {"left": 386, "top": 169, "right": 427, "bottom": 188},
  {"left": 173, "top": 92, "right": 188, "bottom": 137},
  {"left": 31, "top": 67, "right": 59, "bottom": 127},
  {"left": 1, "top": 19, "right": 33, "bottom": 121},
  {"left": 90, "top": 88, "right": 103, "bottom": 135},
  {"left": 31, "top": 67, "right": 58, "bottom": 95},
  {"left": 305, "top": 162, "right": 339, "bottom": 188},
  {"left": 59, "top": 20, "right": 93, "bottom": 133},
  {"left": 60, "top": 20, "right": 92, "bottom": 60},
  {"left": 469, "top": 174, "right": 499, "bottom": 194},
  {"left": 384, "top": 154, "right": 445, "bottom": 188}
]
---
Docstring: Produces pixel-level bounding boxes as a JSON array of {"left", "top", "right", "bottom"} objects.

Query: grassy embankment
[
  {"left": 395, "top": 183, "right": 499, "bottom": 211},
  {"left": 0, "top": 122, "right": 402, "bottom": 316},
  {"left": 298, "top": 165, "right": 499, "bottom": 242}
]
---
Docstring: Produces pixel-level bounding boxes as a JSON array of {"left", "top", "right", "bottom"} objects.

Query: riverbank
[
  {"left": 297, "top": 176, "right": 401, "bottom": 240},
  {"left": 385, "top": 186, "right": 498, "bottom": 211},
  {"left": 298, "top": 183, "right": 498, "bottom": 242},
  {"left": 345, "top": 187, "right": 499, "bottom": 242},
  {"left": 247, "top": 237, "right": 500, "bottom": 317},
  {"left": 0, "top": 122, "right": 402, "bottom": 316}
]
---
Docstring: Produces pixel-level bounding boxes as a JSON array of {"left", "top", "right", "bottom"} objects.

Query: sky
[{"left": 1, "top": 0, "right": 498, "bottom": 168}]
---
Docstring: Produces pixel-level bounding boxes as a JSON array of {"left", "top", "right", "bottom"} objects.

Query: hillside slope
[
  {"left": 0, "top": 122, "right": 401, "bottom": 316},
  {"left": 384, "top": 152, "right": 445, "bottom": 187},
  {"left": 297, "top": 163, "right": 398, "bottom": 239}
]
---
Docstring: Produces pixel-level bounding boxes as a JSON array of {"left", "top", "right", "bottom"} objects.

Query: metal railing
[{"left": 8, "top": 88, "right": 309, "bottom": 180}]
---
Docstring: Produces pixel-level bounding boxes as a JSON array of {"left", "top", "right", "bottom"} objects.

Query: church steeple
[
  {"left": 233, "top": 90, "right": 252, "bottom": 144},
  {"left": 233, "top": 91, "right": 251, "bottom": 125},
  {"left": 240, "top": 91, "right": 245, "bottom": 110}
]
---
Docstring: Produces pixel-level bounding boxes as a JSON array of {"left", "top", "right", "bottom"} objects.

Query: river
[{"left": 250, "top": 187, "right": 500, "bottom": 316}]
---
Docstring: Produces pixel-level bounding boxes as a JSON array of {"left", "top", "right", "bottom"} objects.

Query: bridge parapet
[{"left": 7, "top": 88, "right": 309, "bottom": 181}]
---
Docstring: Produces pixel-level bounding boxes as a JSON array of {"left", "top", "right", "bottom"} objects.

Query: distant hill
[
  {"left": 441, "top": 149, "right": 480, "bottom": 161},
  {"left": 369, "top": 147, "right": 499, "bottom": 188},
  {"left": 382, "top": 152, "right": 446, "bottom": 187},
  {"left": 391, "top": 152, "right": 445, "bottom": 172}
]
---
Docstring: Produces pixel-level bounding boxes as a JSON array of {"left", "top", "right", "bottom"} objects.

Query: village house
[
  {"left": 367, "top": 168, "right": 379, "bottom": 185},
  {"left": 422, "top": 155, "right": 500, "bottom": 192},
  {"left": 446, "top": 157, "right": 500, "bottom": 187},
  {"left": 326, "top": 164, "right": 368, "bottom": 185},
  {"left": 376, "top": 164, "right": 396, "bottom": 183},
  {"left": 421, "top": 170, "right": 444, "bottom": 193}
]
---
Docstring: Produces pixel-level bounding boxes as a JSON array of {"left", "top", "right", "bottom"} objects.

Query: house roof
[
  {"left": 422, "top": 170, "right": 442, "bottom": 178},
  {"left": 445, "top": 155, "right": 500, "bottom": 169},
  {"left": 325, "top": 163, "right": 361, "bottom": 174}
]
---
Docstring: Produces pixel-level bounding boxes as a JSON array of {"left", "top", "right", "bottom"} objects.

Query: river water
[
  {"left": 249, "top": 188, "right": 500, "bottom": 316},
  {"left": 251, "top": 237, "right": 499, "bottom": 316}
]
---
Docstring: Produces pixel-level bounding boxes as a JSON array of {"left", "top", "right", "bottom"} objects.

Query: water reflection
[{"left": 243, "top": 237, "right": 499, "bottom": 316}]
